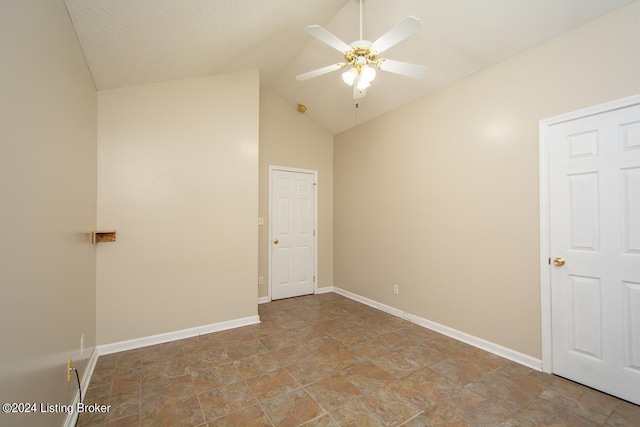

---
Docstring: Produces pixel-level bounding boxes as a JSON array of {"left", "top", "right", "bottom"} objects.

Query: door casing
[
  {"left": 268, "top": 165, "right": 318, "bottom": 301},
  {"left": 538, "top": 93, "right": 640, "bottom": 373}
]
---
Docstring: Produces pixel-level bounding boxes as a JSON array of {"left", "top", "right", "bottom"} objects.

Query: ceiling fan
[{"left": 295, "top": 0, "right": 428, "bottom": 99}]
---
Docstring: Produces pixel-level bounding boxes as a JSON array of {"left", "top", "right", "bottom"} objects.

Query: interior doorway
[
  {"left": 539, "top": 94, "right": 640, "bottom": 404},
  {"left": 269, "top": 166, "right": 318, "bottom": 300}
]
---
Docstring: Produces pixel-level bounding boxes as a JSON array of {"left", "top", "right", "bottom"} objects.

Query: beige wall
[
  {"left": 97, "top": 71, "right": 259, "bottom": 345},
  {"left": 0, "top": 0, "right": 97, "bottom": 425},
  {"left": 258, "top": 88, "right": 334, "bottom": 298},
  {"left": 334, "top": 2, "right": 640, "bottom": 359}
]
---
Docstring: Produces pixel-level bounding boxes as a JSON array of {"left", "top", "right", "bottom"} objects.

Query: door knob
[
  {"left": 553, "top": 257, "right": 565, "bottom": 266},
  {"left": 273, "top": 239, "right": 279, "bottom": 244}
]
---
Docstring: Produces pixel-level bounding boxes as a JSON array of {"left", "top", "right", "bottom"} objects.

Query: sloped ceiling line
[{"left": 65, "top": 0, "right": 635, "bottom": 134}]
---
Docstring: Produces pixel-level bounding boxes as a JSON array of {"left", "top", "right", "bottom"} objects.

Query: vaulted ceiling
[{"left": 65, "top": 0, "right": 635, "bottom": 134}]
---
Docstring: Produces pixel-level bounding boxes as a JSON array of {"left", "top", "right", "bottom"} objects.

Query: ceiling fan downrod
[{"left": 359, "top": 0, "right": 363, "bottom": 41}]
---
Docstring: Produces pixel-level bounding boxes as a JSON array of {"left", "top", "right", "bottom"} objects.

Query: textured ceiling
[{"left": 65, "top": 0, "right": 636, "bottom": 134}]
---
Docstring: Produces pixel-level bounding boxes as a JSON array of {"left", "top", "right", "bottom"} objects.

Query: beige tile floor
[{"left": 78, "top": 293, "right": 640, "bottom": 426}]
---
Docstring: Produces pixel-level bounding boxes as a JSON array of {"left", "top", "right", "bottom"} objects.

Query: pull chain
[{"left": 355, "top": 101, "right": 359, "bottom": 126}]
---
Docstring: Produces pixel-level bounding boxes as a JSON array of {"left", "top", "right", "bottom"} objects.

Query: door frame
[
  {"left": 538, "top": 93, "right": 640, "bottom": 373},
  {"left": 268, "top": 165, "right": 318, "bottom": 301}
]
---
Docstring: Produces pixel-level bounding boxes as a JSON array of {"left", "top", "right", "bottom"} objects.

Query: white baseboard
[
  {"left": 63, "top": 347, "right": 99, "bottom": 427},
  {"left": 258, "top": 296, "right": 270, "bottom": 304},
  {"left": 97, "top": 315, "right": 261, "bottom": 356},
  {"left": 333, "top": 287, "right": 542, "bottom": 371},
  {"left": 81, "top": 348, "right": 99, "bottom": 398}
]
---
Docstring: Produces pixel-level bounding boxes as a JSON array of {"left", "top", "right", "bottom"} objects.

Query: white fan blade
[
  {"left": 305, "top": 25, "right": 352, "bottom": 53},
  {"left": 372, "top": 16, "right": 422, "bottom": 53},
  {"left": 378, "top": 59, "right": 428, "bottom": 79},
  {"left": 296, "top": 63, "right": 345, "bottom": 81}
]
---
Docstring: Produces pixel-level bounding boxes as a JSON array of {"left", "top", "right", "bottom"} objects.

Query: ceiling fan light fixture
[
  {"left": 360, "top": 65, "right": 376, "bottom": 84},
  {"left": 342, "top": 68, "right": 358, "bottom": 86},
  {"left": 356, "top": 80, "right": 370, "bottom": 90}
]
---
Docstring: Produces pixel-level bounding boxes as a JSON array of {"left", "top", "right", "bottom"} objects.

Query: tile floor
[{"left": 78, "top": 293, "right": 639, "bottom": 426}]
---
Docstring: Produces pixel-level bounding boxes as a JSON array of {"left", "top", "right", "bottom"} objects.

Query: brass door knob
[
  {"left": 273, "top": 239, "right": 279, "bottom": 244},
  {"left": 553, "top": 257, "right": 565, "bottom": 266}
]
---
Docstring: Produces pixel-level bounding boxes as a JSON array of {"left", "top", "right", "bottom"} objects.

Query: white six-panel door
[
  {"left": 548, "top": 102, "right": 640, "bottom": 404},
  {"left": 270, "top": 168, "right": 316, "bottom": 300}
]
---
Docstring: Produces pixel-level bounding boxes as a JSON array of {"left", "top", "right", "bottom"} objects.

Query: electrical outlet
[
  {"left": 67, "top": 358, "right": 73, "bottom": 382},
  {"left": 393, "top": 284, "right": 399, "bottom": 295},
  {"left": 80, "top": 334, "right": 84, "bottom": 356},
  {"left": 258, "top": 276, "right": 264, "bottom": 285}
]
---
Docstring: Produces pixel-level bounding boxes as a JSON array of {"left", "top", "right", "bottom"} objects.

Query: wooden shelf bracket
[{"left": 92, "top": 230, "right": 116, "bottom": 244}]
